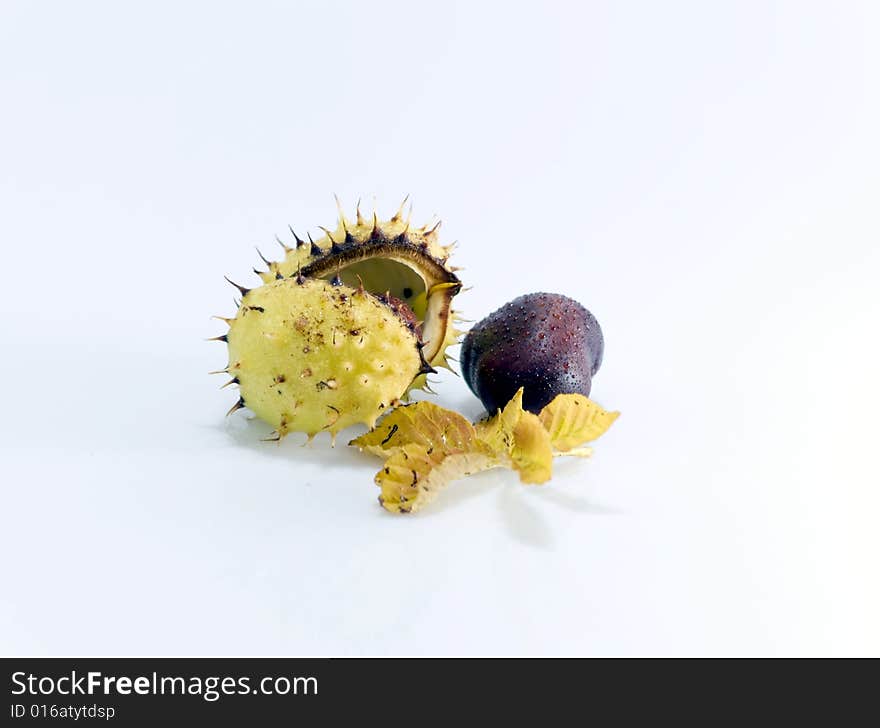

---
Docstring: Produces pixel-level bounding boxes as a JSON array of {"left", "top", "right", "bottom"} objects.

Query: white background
[{"left": 1, "top": 1, "right": 878, "bottom": 656}]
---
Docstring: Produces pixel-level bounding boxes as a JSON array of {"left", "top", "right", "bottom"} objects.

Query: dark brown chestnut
[{"left": 460, "top": 293, "right": 604, "bottom": 414}]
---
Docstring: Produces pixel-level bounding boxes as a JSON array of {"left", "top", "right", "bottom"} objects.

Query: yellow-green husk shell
[{"left": 213, "top": 199, "right": 464, "bottom": 441}]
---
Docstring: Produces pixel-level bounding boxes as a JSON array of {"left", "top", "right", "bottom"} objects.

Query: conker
[{"left": 460, "top": 292, "right": 604, "bottom": 414}]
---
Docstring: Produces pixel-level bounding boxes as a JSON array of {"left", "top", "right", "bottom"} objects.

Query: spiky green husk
[
  {"left": 214, "top": 199, "right": 466, "bottom": 441},
  {"left": 253, "top": 199, "right": 464, "bottom": 369},
  {"left": 222, "top": 277, "right": 428, "bottom": 441}
]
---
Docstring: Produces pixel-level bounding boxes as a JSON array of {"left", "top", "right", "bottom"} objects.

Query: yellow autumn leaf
[
  {"left": 538, "top": 393, "right": 620, "bottom": 452},
  {"left": 474, "top": 389, "right": 553, "bottom": 484},
  {"left": 509, "top": 411, "right": 553, "bottom": 484},
  {"left": 375, "top": 443, "right": 497, "bottom": 514},
  {"left": 350, "top": 400, "right": 477, "bottom": 458},
  {"left": 473, "top": 387, "right": 527, "bottom": 456},
  {"left": 351, "top": 390, "right": 619, "bottom": 514}
]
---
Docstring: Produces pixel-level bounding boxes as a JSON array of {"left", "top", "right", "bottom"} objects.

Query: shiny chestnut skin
[{"left": 461, "top": 293, "right": 604, "bottom": 414}]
